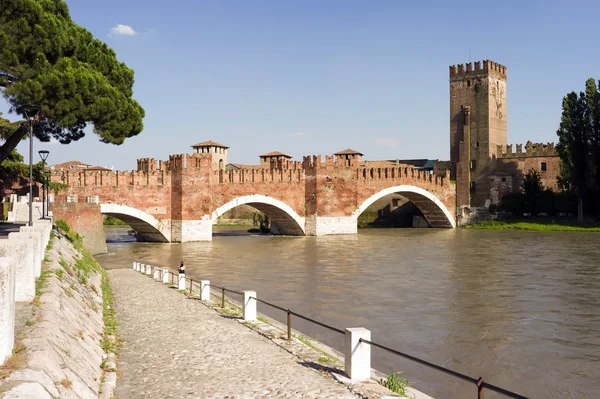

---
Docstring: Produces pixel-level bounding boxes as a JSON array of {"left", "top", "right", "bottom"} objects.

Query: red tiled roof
[
  {"left": 191, "top": 140, "right": 229, "bottom": 148},
  {"left": 227, "top": 163, "right": 262, "bottom": 170},
  {"left": 52, "top": 160, "right": 91, "bottom": 170},
  {"left": 259, "top": 151, "right": 292, "bottom": 158},
  {"left": 334, "top": 148, "right": 363, "bottom": 156}
]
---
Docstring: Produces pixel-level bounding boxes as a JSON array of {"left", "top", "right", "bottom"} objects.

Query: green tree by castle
[
  {"left": 0, "top": 0, "right": 144, "bottom": 163},
  {"left": 556, "top": 78, "right": 600, "bottom": 220}
]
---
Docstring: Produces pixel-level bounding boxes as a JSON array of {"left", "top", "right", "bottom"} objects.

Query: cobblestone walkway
[{"left": 109, "top": 269, "right": 360, "bottom": 399}]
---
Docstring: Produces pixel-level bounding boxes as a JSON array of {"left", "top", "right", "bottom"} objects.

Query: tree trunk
[
  {"left": 578, "top": 196, "right": 584, "bottom": 222},
  {"left": 0, "top": 123, "right": 27, "bottom": 163}
]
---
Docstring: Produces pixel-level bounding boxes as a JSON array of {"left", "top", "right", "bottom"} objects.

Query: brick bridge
[{"left": 51, "top": 144, "right": 455, "bottom": 249}]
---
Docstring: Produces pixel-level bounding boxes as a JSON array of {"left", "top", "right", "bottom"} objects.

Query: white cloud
[
  {"left": 289, "top": 131, "right": 306, "bottom": 137},
  {"left": 110, "top": 24, "right": 137, "bottom": 37},
  {"left": 375, "top": 138, "right": 399, "bottom": 148}
]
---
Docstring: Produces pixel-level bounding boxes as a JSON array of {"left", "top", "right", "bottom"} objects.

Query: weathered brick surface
[{"left": 50, "top": 203, "right": 107, "bottom": 254}]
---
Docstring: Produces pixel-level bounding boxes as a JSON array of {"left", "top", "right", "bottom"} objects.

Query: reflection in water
[{"left": 98, "top": 226, "right": 600, "bottom": 398}]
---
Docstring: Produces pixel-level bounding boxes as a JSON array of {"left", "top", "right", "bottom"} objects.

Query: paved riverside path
[{"left": 109, "top": 269, "right": 361, "bottom": 399}]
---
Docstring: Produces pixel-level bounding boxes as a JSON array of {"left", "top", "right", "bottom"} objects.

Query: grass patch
[
  {"left": 46, "top": 230, "right": 55, "bottom": 250},
  {"left": 101, "top": 270, "right": 122, "bottom": 355},
  {"left": 25, "top": 319, "right": 35, "bottom": 327},
  {"left": 60, "top": 378, "right": 72, "bottom": 389},
  {"left": 55, "top": 269, "right": 64, "bottom": 281},
  {"left": 12, "top": 341, "right": 25, "bottom": 354},
  {"left": 103, "top": 215, "right": 127, "bottom": 225},
  {"left": 0, "top": 354, "right": 24, "bottom": 378},
  {"left": 379, "top": 372, "right": 410, "bottom": 397},
  {"left": 35, "top": 270, "right": 51, "bottom": 297},
  {"left": 317, "top": 354, "right": 335, "bottom": 364},
  {"left": 257, "top": 315, "right": 270, "bottom": 324},
  {"left": 465, "top": 219, "right": 600, "bottom": 231}
]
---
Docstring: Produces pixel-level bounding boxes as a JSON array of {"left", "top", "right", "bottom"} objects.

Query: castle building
[
  {"left": 259, "top": 151, "right": 292, "bottom": 169},
  {"left": 449, "top": 60, "right": 560, "bottom": 211},
  {"left": 191, "top": 140, "right": 229, "bottom": 170}
]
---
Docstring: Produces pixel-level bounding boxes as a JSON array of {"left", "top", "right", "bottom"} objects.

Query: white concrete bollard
[
  {"left": 0, "top": 257, "right": 16, "bottom": 364},
  {"left": 141, "top": 264, "right": 146, "bottom": 273},
  {"left": 2, "top": 237, "right": 35, "bottom": 302},
  {"left": 132, "top": 261, "right": 136, "bottom": 270},
  {"left": 162, "top": 269, "right": 170, "bottom": 284},
  {"left": 145, "top": 265, "right": 153, "bottom": 276},
  {"left": 344, "top": 328, "right": 371, "bottom": 381},
  {"left": 243, "top": 291, "right": 257, "bottom": 321},
  {"left": 153, "top": 267, "right": 161, "bottom": 281},
  {"left": 135, "top": 262, "right": 141, "bottom": 272},
  {"left": 17, "top": 227, "right": 42, "bottom": 278},
  {"left": 33, "top": 219, "right": 52, "bottom": 248},
  {"left": 200, "top": 280, "right": 210, "bottom": 301},
  {"left": 20, "top": 226, "right": 45, "bottom": 263},
  {"left": 178, "top": 273, "right": 186, "bottom": 290}
]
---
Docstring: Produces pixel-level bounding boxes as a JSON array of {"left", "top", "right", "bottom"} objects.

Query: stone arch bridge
[{"left": 51, "top": 152, "right": 456, "bottom": 253}]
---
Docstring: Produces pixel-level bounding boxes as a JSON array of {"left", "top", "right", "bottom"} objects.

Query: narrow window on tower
[
  {"left": 470, "top": 160, "right": 477, "bottom": 170},
  {"left": 541, "top": 162, "right": 547, "bottom": 172},
  {"left": 467, "top": 80, "right": 471, "bottom": 87},
  {"left": 476, "top": 141, "right": 480, "bottom": 148}
]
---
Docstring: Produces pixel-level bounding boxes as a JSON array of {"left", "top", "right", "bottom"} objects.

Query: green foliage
[
  {"left": 46, "top": 229, "right": 55, "bottom": 250},
  {"left": 465, "top": 219, "right": 600, "bottom": 231},
  {"left": 103, "top": 215, "right": 126, "bottom": 225},
  {"left": 55, "top": 218, "right": 84, "bottom": 250},
  {"left": 379, "top": 372, "right": 410, "bottom": 396},
  {"left": 556, "top": 78, "right": 600, "bottom": 217},
  {"left": 0, "top": 0, "right": 145, "bottom": 163},
  {"left": 35, "top": 270, "right": 50, "bottom": 297},
  {"left": 252, "top": 212, "right": 270, "bottom": 232},
  {"left": 48, "top": 181, "right": 69, "bottom": 195}
]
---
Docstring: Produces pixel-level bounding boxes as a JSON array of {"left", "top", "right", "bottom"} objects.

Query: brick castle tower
[{"left": 449, "top": 60, "right": 507, "bottom": 209}]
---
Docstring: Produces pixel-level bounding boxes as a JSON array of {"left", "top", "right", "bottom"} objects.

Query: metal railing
[{"left": 138, "top": 263, "right": 528, "bottom": 399}]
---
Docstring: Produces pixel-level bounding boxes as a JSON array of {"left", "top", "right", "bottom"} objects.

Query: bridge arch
[
  {"left": 100, "top": 203, "right": 171, "bottom": 242},
  {"left": 212, "top": 195, "right": 305, "bottom": 235},
  {"left": 353, "top": 185, "right": 455, "bottom": 228}
]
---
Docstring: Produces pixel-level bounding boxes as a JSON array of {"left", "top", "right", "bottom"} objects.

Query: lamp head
[
  {"left": 20, "top": 104, "right": 41, "bottom": 121},
  {"left": 38, "top": 150, "right": 49, "bottom": 162}
]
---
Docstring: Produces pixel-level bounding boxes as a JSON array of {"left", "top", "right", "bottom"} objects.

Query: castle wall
[{"left": 449, "top": 60, "right": 508, "bottom": 208}]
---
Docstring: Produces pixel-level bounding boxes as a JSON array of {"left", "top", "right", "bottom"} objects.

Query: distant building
[
  {"left": 191, "top": 140, "right": 229, "bottom": 170},
  {"left": 449, "top": 59, "right": 561, "bottom": 211}
]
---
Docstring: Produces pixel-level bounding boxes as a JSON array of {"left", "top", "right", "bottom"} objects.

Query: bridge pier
[
  {"left": 171, "top": 220, "right": 213, "bottom": 242},
  {"left": 305, "top": 216, "right": 358, "bottom": 236}
]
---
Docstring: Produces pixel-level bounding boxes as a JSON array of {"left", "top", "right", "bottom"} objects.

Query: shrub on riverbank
[
  {"left": 465, "top": 219, "right": 600, "bottom": 231},
  {"left": 103, "top": 215, "right": 127, "bottom": 226}
]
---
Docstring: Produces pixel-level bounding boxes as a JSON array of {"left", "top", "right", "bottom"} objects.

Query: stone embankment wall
[{"left": 0, "top": 224, "right": 115, "bottom": 399}]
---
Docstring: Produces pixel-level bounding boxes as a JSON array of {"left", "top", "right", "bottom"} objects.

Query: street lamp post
[
  {"left": 22, "top": 105, "right": 41, "bottom": 226},
  {"left": 38, "top": 150, "right": 49, "bottom": 219}
]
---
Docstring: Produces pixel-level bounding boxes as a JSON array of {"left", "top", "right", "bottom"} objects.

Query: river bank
[
  {"left": 464, "top": 219, "right": 600, "bottom": 231},
  {"left": 97, "top": 226, "right": 600, "bottom": 398},
  {"left": 113, "top": 265, "right": 430, "bottom": 398},
  {"left": 0, "top": 223, "right": 118, "bottom": 398}
]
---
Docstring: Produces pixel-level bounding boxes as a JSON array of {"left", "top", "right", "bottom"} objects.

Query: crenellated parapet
[
  {"left": 217, "top": 167, "right": 305, "bottom": 184},
  {"left": 50, "top": 168, "right": 170, "bottom": 187},
  {"left": 137, "top": 158, "right": 157, "bottom": 172},
  {"left": 302, "top": 154, "right": 362, "bottom": 169},
  {"left": 357, "top": 165, "right": 450, "bottom": 187},
  {"left": 449, "top": 59, "right": 507, "bottom": 80},
  {"left": 497, "top": 141, "right": 557, "bottom": 158}
]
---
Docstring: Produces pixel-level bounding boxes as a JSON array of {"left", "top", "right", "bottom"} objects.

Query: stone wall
[
  {"left": 51, "top": 203, "right": 107, "bottom": 255},
  {"left": 0, "top": 228, "right": 111, "bottom": 399}
]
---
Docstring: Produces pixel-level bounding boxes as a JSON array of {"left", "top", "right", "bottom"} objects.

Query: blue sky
[{"left": 3, "top": 0, "right": 600, "bottom": 170}]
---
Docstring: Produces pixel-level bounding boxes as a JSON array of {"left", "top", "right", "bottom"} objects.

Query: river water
[{"left": 96, "top": 226, "right": 600, "bottom": 399}]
